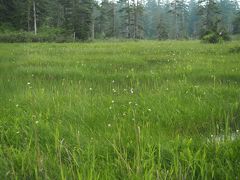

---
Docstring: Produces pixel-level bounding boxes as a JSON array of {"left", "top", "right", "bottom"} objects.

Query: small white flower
[
  {"left": 112, "top": 100, "right": 115, "bottom": 103},
  {"left": 211, "top": 134, "right": 214, "bottom": 138},
  {"left": 108, "top": 124, "right": 111, "bottom": 127},
  {"left": 148, "top": 109, "right": 152, "bottom": 112},
  {"left": 27, "top": 82, "right": 31, "bottom": 85},
  {"left": 112, "top": 89, "right": 116, "bottom": 93},
  {"left": 130, "top": 88, "right": 134, "bottom": 94},
  {"left": 16, "top": 131, "right": 20, "bottom": 134},
  {"left": 236, "top": 130, "right": 239, "bottom": 133},
  {"left": 112, "top": 80, "right": 115, "bottom": 83},
  {"left": 89, "top": 87, "right": 93, "bottom": 91},
  {"left": 129, "top": 101, "right": 132, "bottom": 105},
  {"left": 135, "top": 103, "right": 138, "bottom": 106},
  {"left": 16, "top": 104, "right": 19, "bottom": 107},
  {"left": 109, "top": 106, "right": 112, "bottom": 110},
  {"left": 35, "top": 121, "right": 39, "bottom": 124}
]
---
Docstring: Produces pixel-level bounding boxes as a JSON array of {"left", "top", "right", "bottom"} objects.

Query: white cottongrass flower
[{"left": 130, "top": 88, "right": 134, "bottom": 94}]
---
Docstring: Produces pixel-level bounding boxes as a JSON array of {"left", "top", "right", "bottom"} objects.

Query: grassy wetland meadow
[{"left": 1, "top": 40, "right": 240, "bottom": 179}]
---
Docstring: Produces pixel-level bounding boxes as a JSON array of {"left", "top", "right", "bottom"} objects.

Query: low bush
[
  {"left": 0, "top": 32, "right": 73, "bottom": 43},
  {"left": 229, "top": 46, "right": 240, "bottom": 53},
  {"left": 201, "top": 30, "right": 231, "bottom": 44}
]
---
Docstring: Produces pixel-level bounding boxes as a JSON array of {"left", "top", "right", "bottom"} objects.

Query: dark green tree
[{"left": 233, "top": 11, "right": 240, "bottom": 34}]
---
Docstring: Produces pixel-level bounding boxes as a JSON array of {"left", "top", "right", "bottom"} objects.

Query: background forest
[{"left": 0, "top": 0, "right": 240, "bottom": 42}]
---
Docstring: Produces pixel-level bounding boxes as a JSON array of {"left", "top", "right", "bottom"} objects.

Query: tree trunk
[
  {"left": 27, "top": 1, "right": 31, "bottom": 32},
  {"left": 112, "top": 0, "right": 116, "bottom": 37},
  {"left": 91, "top": 22, "right": 95, "bottom": 40},
  {"left": 128, "top": 0, "right": 131, "bottom": 38},
  {"left": 33, "top": 0, "right": 37, "bottom": 35}
]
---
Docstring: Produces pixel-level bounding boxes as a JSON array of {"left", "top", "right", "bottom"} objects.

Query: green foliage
[
  {"left": 201, "top": 30, "right": 231, "bottom": 43},
  {"left": 157, "top": 18, "right": 168, "bottom": 40},
  {"left": 0, "top": 31, "right": 73, "bottom": 43},
  {"left": 1, "top": 41, "right": 240, "bottom": 178},
  {"left": 233, "top": 11, "right": 240, "bottom": 34},
  {"left": 0, "top": 0, "right": 240, "bottom": 40},
  {"left": 229, "top": 46, "right": 240, "bottom": 53}
]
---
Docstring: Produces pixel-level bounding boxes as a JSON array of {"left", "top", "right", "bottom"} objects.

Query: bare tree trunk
[
  {"left": 112, "top": 0, "right": 116, "bottom": 37},
  {"left": 91, "top": 22, "right": 95, "bottom": 40},
  {"left": 27, "top": 1, "right": 31, "bottom": 32},
  {"left": 128, "top": 0, "right": 131, "bottom": 38},
  {"left": 33, "top": 0, "right": 37, "bottom": 35},
  {"left": 133, "top": 1, "right": 136, "bottom": 39},
  {"left": 174, "top": 2, "right": 178, "bottom": 39}
]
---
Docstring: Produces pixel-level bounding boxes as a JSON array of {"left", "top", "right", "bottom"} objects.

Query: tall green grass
[{"left": 0, "top": 41, "right": 240, "bottom": 179}]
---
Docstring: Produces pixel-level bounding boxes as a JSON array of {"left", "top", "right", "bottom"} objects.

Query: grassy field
[{"left": 0, "top": 41, "right": 240, "bottom": 179}]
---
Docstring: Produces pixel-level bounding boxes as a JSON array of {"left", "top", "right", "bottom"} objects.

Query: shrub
[
  {"left": 201, "top": 30, "right": 231, "bottom": 44},
  {"left": 229, "top": 46, "right": 240, "bottom": 53},
  {"left": 0, "top": 32, "right": 73, "bottom": 43}
]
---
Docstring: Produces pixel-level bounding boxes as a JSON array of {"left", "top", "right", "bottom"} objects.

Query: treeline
[{"left": 0, "top": 0, "right": 240, "bottom": 41}]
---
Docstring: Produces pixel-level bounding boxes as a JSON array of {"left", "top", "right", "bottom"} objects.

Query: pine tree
[
  {"left": 59, "top": 0, "right": 93, "bottom": 40},
  {"left": 157, "top": 16, "right": 168, "bottom": 39},
  {"left": 144, "top": 0, "right": 158, "bottom": 39},
  {"left": 168, "top": 0, "right": 188, "bottom": 39},
  {"left": 118, "top": 0, "right": 131, "bottom": 38},
  {"left": 198, "top": 0, "right": 221, "bottom": 36},
  {"left": 188, "top": 0, "right": 199, "bottom": 38},
  {"left": 99, "top": 0, "right": 115, "bottom": 38},
  {"left": 233, "top": 11, "right": 240, "bottom": 34}
]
